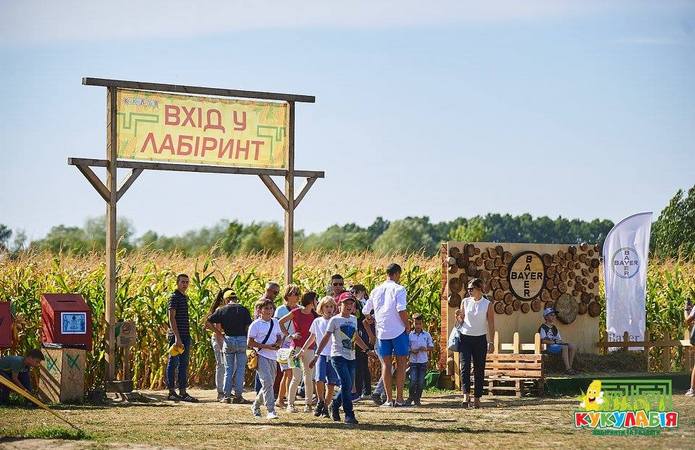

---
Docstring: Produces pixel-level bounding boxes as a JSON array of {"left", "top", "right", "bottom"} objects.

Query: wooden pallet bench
[
  {"left": 482, "top": 332, "right": 545, "bottom": 397},
  {"left": 484, "top": 352, "right": 544, "bottom": 397}
]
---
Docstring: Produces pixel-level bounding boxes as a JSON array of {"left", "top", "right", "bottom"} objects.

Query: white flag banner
[{"left": 603, "top": 212, "right": 652, "bottom": 350}]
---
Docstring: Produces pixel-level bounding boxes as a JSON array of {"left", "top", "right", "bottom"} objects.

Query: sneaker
[
  {"left": 394, "top": 401, "right": 406, "bottom": 407},
  {"left": 252, "top": 408, "right": 261, "bottom": 418},
  {"left": 685, "top": 388, "right": 694, "bottom": 397},
  {"left": 275, "top": 398, "right": 287, "bottom": 408},
  {"left": 371, "top": 393, "right": 384, "bottom": 406},
  {"left": 287, "top": 404, "right": 298, "bottom": 413},
  {"left": 314, "top": 401, "right": 325, "bottom": 417},
  {"left": 167, "top": 392, "right": 180, "bottom": 401},
  {"left": 380, "top": 400, "right": 395, "bottom": 408},
  {"left": 235, "top": 396, "right": 252, "bottom": 405},
  {"left": 322, "top": 407, "right": 331, "bottom": 419},
  {"left": 361, "top": 393, "right": 372, "bottom": 400},
  {"left": 403, "top": 399, "right": 413, "bottom": 407},
  {"left": 178, "top": 393, "right": 199, "bottom": 403},
  {"left": 330, "top": 402, "right": 341, "bottom": 421},
  {"left": 267, "top": 412, "right": 279, "bottom": 420},
  {"left": 220, "top": 397, "right": 232, "bottom": 404},
  {"left": 351, "top": 392, "right": 361, "bottom": 402},
  {"left": 303, "top": 404, "right": 313, "bottom": 413},
  {"left": 216, "top": 392, "right": 225, "bottom": 401},
  {"left": 344, "top": 416, "right": 359, "bottom": 425},
  {"left": 414, "top": 400, "right": 422, "bottom": 407}
]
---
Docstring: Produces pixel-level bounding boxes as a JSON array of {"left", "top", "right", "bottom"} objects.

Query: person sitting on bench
[{"left": 539, "top": 308, "right": 577, "bottom": 374}]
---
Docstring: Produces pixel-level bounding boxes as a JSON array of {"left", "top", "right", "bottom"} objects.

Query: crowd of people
[
  {"left": 2, "top": 262, "right": 693, "bottom": 420},
  {"left": 165, "top": 263, "right": 437, "bottom": 423}
]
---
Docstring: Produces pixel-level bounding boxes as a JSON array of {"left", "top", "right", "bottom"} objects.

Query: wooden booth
[{"left": 441, "top": 241, "right": 602, "bottom": 390}]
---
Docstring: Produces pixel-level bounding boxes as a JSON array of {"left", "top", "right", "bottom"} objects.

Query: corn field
[
  {"left": 1, "top": 251, "right": 693, "bottom": 391},
  {"left": 0, "top": 250, "right": 442, "bottom": 391}
]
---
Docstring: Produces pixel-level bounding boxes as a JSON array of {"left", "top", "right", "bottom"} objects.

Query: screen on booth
[{"left": 61, "top": 312, "right": 87, "bottom": 334}]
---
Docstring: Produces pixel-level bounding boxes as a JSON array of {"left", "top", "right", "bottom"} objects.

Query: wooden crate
[{"left": 39, "top": 347, "right": 85, "bottom": 403}]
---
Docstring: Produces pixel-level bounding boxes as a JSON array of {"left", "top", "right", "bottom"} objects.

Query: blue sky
[{"left": 1, "top": 1, "right": 694, "bottom": 241}]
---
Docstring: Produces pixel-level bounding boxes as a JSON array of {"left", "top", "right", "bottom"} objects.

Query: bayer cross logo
[{"left": 612, "top": 247, "right": 640, "bottom": 279}]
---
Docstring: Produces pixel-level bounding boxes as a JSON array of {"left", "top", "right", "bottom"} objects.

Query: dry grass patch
[{"left": 1, "top": 389, "right": 693, "bottom": 449}]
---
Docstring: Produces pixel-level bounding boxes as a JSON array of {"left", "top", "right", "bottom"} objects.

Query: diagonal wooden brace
[
  {"left": 294, "top": 177, "right": 317, "bottom": 209},
  {"left": 116, "top": 168, "right": 143, "bottom": 201},
  {"left": 259, "top": 174, "right": 289, "bottom": 210},
  {"left": 75, "top": 163, "right": 111, "bottom": 202}
]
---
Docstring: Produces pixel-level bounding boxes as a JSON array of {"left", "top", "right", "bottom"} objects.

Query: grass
[
  {"left": 0, "top": 426, "right": 91, "bottom": 440},
  {"left": 0, "top": 389, "right": 693, "bottom": 449}
]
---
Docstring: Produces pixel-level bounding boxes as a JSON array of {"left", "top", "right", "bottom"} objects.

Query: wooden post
[
  {"left": 601, "top": 335, "right": 608, "bottom": 355},
  {"left": 105, "top": 87, "right": 118, "bottom": 382},
  {"left": 534, "top": 332, "right": 541, "bottom": 354},
  {"left": 622, "top": 331, "right": 630, "bottom": 350},
  {"left": 493, "top": 331, "right": 500, "bottom": 354},
  {"left": 661, "top": 330, "right": 670, "bottom": 372},
  {"left": 283, "top": 101, "right": 295, "bottom": 285},
  {"left": 513, "top": 332, "right": 520, "bottom": 353},
  {"left": 644, "top": 329, "right": 651, "bottom": 372}
]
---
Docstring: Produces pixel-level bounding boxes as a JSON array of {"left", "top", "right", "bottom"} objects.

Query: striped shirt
[{"left": 168, "top": 290, "right": 190, "bottom": 338}]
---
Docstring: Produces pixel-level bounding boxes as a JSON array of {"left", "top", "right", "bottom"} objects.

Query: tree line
[{"left": 1, "top": 185, "right": 692, "bottom": 259}]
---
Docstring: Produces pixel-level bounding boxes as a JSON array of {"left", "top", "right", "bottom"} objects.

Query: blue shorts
[
  {"left": 376, "top": 331, "right": 409, "bottom": 358},
  {"left": 547, "top": 344, "right": 564, "bottom": 354},
  {"left": 314, "top": 354, "right": 340, "bottom": 385}
]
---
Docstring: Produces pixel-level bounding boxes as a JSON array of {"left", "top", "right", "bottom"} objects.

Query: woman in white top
[{"left": 455, "top": 278, "right": 495, "bottom": 408}]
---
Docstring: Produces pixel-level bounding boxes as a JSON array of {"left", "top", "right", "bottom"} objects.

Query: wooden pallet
[
  {"left": 481, "top": 349, "right": 545, "bottom": 397},
  {"left": 484, "top": 376, "right": 543, "bottom": 397}
]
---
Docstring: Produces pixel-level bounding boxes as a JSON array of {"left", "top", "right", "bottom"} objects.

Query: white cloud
[{"left": 0, "top": 0, "right": 599, "bottom": 45}]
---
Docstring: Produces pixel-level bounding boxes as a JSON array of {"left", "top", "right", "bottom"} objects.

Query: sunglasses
[{"left": 332, "top": 282, "right": 344, "bottom": 286}]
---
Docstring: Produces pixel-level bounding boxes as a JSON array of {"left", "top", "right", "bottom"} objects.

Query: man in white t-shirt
[{"left": 362, "top": 263, "right": 409, "bottom": 407}]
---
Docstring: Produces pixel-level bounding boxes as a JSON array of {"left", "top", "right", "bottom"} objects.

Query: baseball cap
[
  {"left": 336, "top": 292, "right": 356, "bottom": 304},
  {"left": 543, "top": 307, "right": 556, "bottom": 317},
  {"left": 223, "top": 290, "right": 237, "bottom": 300}
]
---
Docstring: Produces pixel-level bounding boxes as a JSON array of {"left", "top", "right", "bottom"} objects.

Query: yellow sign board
[{"left": 116, "top": 89, "right": 288, "bottom": 169}]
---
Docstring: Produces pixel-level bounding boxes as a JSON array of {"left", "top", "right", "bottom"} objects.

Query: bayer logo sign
[{"left": 612, "top": 247, "right": 640, "bottom": 279}]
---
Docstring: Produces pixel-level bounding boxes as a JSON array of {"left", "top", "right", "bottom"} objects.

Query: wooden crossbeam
[
  {"left": 83, "top": 77, "right": 316, "bottom": 103},
  {"left": 68, "top": 157, "right": 325, "bottom": 179}
]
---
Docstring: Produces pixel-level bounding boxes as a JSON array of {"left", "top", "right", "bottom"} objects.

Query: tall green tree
[
  {"left": 449, "top": 217, "right": 488, "bottom": 242},
  {"left": 651, "top": 185, "right": 695, "bottom": 260},
  {"left": 373, "top": 218, "right": 437, "bottom": 256},
  {"left": 0, "top": 224, "right": 11, "bottom": 252}
]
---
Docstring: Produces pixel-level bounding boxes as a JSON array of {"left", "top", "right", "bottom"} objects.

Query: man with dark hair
[
  {"left": 0, "top": 349, "right": 44, "bottom": 405},
  {"left": 363, "top": 263, "right": 409, "bottom": 407},
  {"left": 328, "top": 274, "right": 345, "bottom": 297},
  {"left": 208, "top": 291, "right": 253, "bottom": 404},
  {"left": 166, "top": 273, "right": 198, "bottom": 402}
]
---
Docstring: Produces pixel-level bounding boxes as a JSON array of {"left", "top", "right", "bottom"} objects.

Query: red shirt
[{"left": 292, "top": 309, "right": 317, "bottom": 349}]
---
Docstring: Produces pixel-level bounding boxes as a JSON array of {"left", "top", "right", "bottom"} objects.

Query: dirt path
[{"left": 1, "top": 389, "right": 693, "bottom": 449}]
